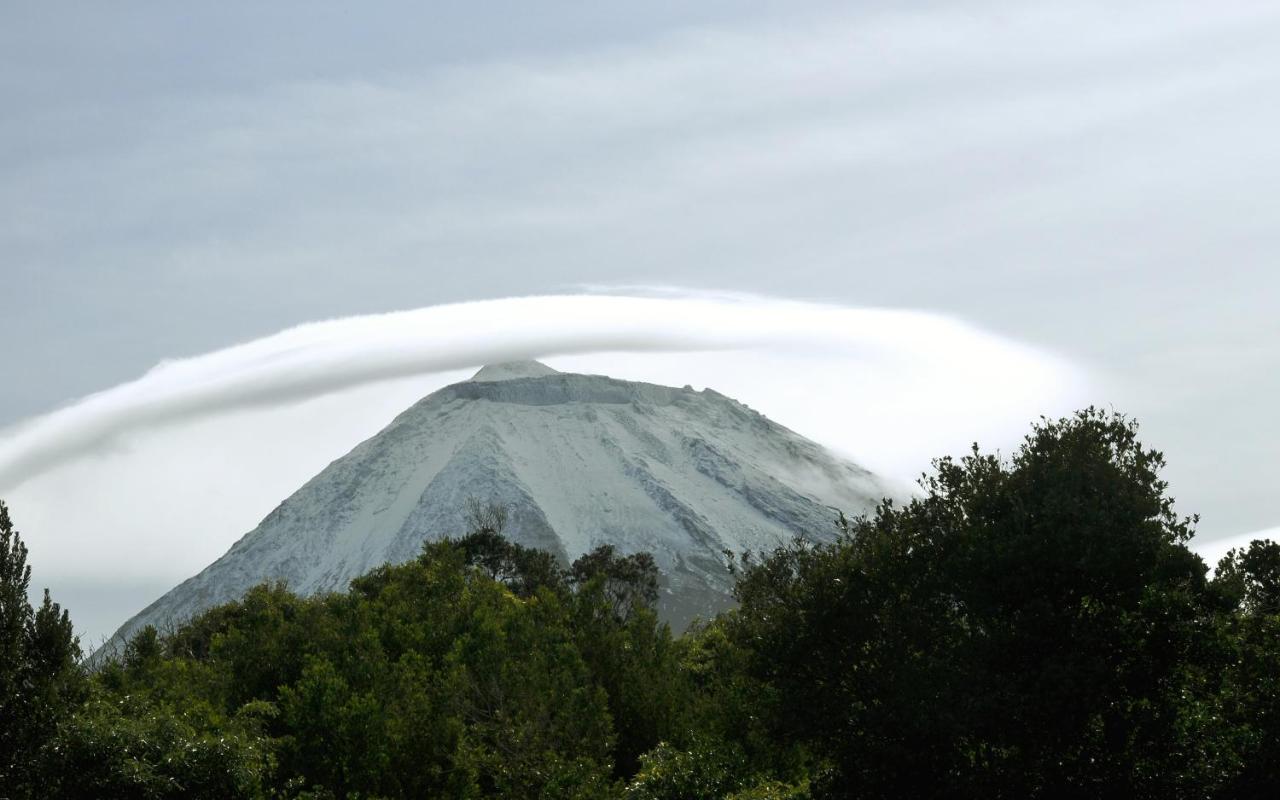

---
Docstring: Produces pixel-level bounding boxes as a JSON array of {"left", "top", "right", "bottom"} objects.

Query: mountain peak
[
  {"left": 471, "top": 360, "right": 560, "bottom": 382},
  {"left": 100, "top": 363, "right": 892, "bottom": 656}
]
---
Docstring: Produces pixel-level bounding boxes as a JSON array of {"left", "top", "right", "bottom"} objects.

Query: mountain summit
[
  {"left": 470, "top": 359, "right": 561, "bottom": 381},
  {"left": 104, "top": 363, "right": 890, "bottom": 651}
]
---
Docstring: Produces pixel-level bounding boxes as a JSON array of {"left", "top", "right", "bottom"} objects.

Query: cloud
[
  {"left": 10, "top": 0, "right": 1280, "bottom": 297},
  {"left": 1191, "top": 526, "right": 1280, "bottom": 570},
  {"left": 0, "top": 292, "right": 1086, "bottom": 491}
]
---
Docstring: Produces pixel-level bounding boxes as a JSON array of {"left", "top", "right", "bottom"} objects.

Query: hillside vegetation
[{"left": 2, "top": 409, "right": 1278, "bottom": 798}]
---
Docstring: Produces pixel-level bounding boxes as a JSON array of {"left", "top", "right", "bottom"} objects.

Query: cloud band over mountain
[{"left": 0, "top": 291, "right": 1084, "bottom": 491}]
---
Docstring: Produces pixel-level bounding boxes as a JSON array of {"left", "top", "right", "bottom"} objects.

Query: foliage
[
  {"left": 624, "top": 738, "right": 748, "bottom": 800},
  {"left": 0, "top": 500, "right": 85, "bottom": 797},
  {"left": 39, "top": 693, "right": 271, "bottom": 799},
  {"left": 3, "top": 409, "right": 1280, "bottom": 798},
  {"left": 64, "top": 520, "right": 679, "bottom": 798},
  {"left": 728, "top": 408, "right": 1239, "bottom": 798},
  {"left": 1212, "top": 540, "right": 1280, "bottom": 797},
  {"left": 724, "top": 779, "right": 812, "bottom": 800},
  {"left": 568, "top": 545, "right": 659, "bottom": 623}
]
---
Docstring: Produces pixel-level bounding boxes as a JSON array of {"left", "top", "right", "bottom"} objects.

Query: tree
[
  {"left": 40, "top": 694, "right": 271, "bottom": 799},
  {"left": 624, "top": 738, "right": 749, "bottom": 800},
  {"left": 0, "top": 500, "right": 84, "bottom": 796},
  {"left": 464, "top": 496, "right": 510, "bottom": 538},
  {"left": 1213, "top": 541, "right": 1280, "bottom": 797},
  {"left": 730, "top": 409, "right": 1226, "bottom": 798},
  {"left": 454, "top": 527, "right": 564, "bottom": 598},
  {"left": 0, "top": 499, "right": 34, "bottom": 787},
  {"left": 454, "top": 499, "right": 565, "bottom": 597},
  {"left": 569, "top": 545, "right": 659, "bottom": 623},
  {"left": 1215, "top": 539, "right": 1280, "bottom": 615}
]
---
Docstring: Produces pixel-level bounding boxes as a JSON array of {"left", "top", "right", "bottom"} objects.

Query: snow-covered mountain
[{"left": 103, "top": 361, "right": 891, "bottom": 652}]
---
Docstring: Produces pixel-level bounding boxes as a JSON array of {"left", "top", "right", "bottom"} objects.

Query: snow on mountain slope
[{"left": 102, "top": 361, "right": 891, "bottom": 653}]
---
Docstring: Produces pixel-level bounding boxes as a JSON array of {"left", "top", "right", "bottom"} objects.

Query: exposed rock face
[{"left": 103, "top": 362, "right": 890, "bottom": 652}]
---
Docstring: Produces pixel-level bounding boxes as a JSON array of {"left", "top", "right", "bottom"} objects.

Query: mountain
[{"left": 101, "top": 361, "right": 891, "bottom": 654}]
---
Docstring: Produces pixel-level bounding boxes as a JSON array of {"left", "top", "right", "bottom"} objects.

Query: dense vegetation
[{"left": 1, "top": 409, "right": 1278, "bottom": 798}]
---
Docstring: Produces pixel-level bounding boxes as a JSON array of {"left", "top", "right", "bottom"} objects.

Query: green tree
[
  {"left": 0, "top": 500, "right": 84, "bottom": 796},
  {"left": 1213, "top": 540, "right": 1280, "bottom": 797},
  {"left": 624, "top": 738, "right": 749, "bottom": 800},
  {"left": 569, "top": 545, "right": 659, "bottom": 623},
  {"left": 1215, "top": 539, "right": 1280, "bottom": 615},
  {"left": 40, "top": 693, "right": 271, "bottom": 799},
  {"left": 730, "top": 409, "right": 1227, "bottom": 798},
  {"left": 0, "top": 499, "right": 33, "bottom": 789},
  {"left": 455, "top": 527, "right": 565, "bottom": 598}
]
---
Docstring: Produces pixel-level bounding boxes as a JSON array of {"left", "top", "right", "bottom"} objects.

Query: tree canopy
[{"left": 0, "top": 409, "right": 1277, "bottom": 799}]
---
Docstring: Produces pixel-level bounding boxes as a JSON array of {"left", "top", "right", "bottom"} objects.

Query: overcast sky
[{"left": 3, "top": 2, "right": 1278, "bottom": 641}]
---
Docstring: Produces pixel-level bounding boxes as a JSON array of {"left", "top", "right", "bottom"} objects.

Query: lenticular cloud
[{"left": 0, "top": 292, "right": 1085, "bottom": 490}]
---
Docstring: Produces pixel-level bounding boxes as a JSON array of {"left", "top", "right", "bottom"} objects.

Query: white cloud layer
[
  {"left": 2, "top": 291, "right": 1089, "bottom": 644},
  {"left": 0, "top": 292, "right": 1085, "bottom": 492},
  {"left": 1191, "top": 527, "right": 1280, "bottom": 571}
]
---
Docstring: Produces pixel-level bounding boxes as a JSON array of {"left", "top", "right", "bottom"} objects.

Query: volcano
[{"left": 105, "top": 361, "right": 890, "bottom": 651}]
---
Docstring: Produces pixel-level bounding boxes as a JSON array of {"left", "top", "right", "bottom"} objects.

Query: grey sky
[{"left": 3, "top": 0, "right": 1278, "bottom": 552}]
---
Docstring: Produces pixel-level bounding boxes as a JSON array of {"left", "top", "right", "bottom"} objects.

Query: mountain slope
[{"left": 103, "top": 361, "right": 890, "bottom": 652}]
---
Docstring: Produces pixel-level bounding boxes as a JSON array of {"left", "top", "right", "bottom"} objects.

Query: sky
[{"left": 2, "top": 1, "right": 1278, "bottom": 644}]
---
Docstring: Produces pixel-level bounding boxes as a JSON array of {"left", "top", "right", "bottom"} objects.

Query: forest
[{"left": 1, "top": 408, "right": 1277, "bottom": 799}]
